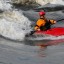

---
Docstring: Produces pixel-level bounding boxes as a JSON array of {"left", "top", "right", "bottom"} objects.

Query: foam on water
[
  {"left": 36, "top": 0, "right": 64, "bottom": 5},
  {"left": 0, "top": 10, "right": 32, "bottom": 41},
  {"left": 50, "top": 0, "right": 64, "bottom": 5},
  {"left": 0, "top": 0, "right": 64, "bottom": 41},
  {"left": 0, "top": 0, "right": 12, "bottom": 10},
  {"left": 26, "top": 35, "right": 64, "bottom": 41},
  {"left": 0, "top": 0, "right": 32, "bottom": 41}
]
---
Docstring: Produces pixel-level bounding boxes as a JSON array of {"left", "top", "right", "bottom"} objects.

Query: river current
[{"left": 0, "top": 0, "right": 64, "bottom": 64}]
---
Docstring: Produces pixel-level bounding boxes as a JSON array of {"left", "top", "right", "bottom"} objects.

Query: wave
[
  {"left": 0, "top": 0, "right": 32, "bottom": 41},
  {"left": 0, "top": 10, "right": 32, "bottom": 41},
  {"left": 0, "top": 0, "right": 12, "bottom": 10},
  {"left": 9, "top": 0, "right": 64, "bottom": 5},
  {"left": 35, "top": 0, "right": 64, "bottom": 5},
  {"left": 26, "top": 35, "right": 64, "bottom": 41},
  {"left": 0, "top": 0, "right": 64, "bottom": 41}
]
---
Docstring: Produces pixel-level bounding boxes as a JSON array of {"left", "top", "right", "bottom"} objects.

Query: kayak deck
[{"left": 34, "top": 27, "right": 64, "bottom": 36}]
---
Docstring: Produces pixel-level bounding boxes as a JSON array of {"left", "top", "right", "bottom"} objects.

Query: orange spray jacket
[{"left": 34, "top": 19, "right": 56, "bottom": 31}]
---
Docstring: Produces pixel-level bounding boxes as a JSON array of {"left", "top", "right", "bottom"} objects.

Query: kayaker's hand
[
  {"left": 49, "top": 20, "right": 56, "bottom": 24},
  {"left": 37, "top": 29, "right": 40, "bottom": 31},
  {"left": 54, "top": 21, "right": 56, "bottom": 24}
]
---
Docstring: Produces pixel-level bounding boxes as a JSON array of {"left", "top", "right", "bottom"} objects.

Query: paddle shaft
[
  {"left": 57, "top": 19, "right": 64, "bottom": 22},
  {"left": 30, "top": 31, "right": 36, "bottom": 35}
]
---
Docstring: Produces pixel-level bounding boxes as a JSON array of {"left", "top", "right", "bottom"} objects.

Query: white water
[
  {"left": 0, "top": 0, "right": 64, "bottom": 41},
  {"left": 0, "top": 0, "right": 12, "bottom": 10},
  {"left": 4, "top": 0, "right": 64, "bottom": 5},
  {"left": 0, "top": 0, "right": 32, "bottom": 41},
  {"left": 27, "top": 35, "right": 64, "bottom": 41},
  {"left": 35, "top": 0, "right": 64, "bottom": 5}
]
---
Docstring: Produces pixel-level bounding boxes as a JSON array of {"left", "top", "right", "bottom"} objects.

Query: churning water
[
  {"left": 0, "top": 0, "right": 32, "bottom": 41},
  {"left": 0, "top": 0, "right": 64, "bottom": 64},
  {"left": 0, "top": 0, "right": 64, "bottom": 41}
]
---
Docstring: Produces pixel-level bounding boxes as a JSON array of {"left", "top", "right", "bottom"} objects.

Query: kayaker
[{"left": 34, "top": 11, "right": 56, "bottom": 31}]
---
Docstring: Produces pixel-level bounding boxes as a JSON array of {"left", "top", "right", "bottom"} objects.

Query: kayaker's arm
[
  {"left": 49, "top": 20, "right": 56, "bottom": 24},
  {"left": 34, "top": 26, "right": 40, "bottom": 31}
]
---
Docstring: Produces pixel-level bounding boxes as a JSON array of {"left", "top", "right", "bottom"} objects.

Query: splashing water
[
  {"left": 50, "top": 0, "right": 64, "bottom": 5},
  {"left": 0, "top": 0, "right": 32, "bottom": 41},
  {"left": 26, "top": 35, "right": 64, "bottom": 41},
  {"left": 35, "top": 0, "right": 64, "bottom": 5},
  {"left": 0, "top": 0, "right": 64, "bottom": 41},
  {"left": 0, "top": 10, "right": 32, "bottom": 41},
  {"left": 0, "top": 0, "right": 12, "bottom": 10}
]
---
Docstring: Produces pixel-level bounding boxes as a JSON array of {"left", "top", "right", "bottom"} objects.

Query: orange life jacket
[{"left": 34, "top": 19, "right": 55, "bottom": 31}]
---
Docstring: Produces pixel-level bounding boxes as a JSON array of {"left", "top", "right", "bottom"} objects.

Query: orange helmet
[{"left": 39, "top": 11, "right": 45, "bottom": 16}]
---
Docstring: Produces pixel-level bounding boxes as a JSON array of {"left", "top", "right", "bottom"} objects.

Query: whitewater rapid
[
  {"left": 26, "top": 35, "right": 64, "bottom": 41},
  {"left": 0, "top": 0, "right": 12, "bottom": 10},
  {"left": 0, "top": 0, "right": 64, "bottom": 41},
  {"left": 0, "top": 0, "right": 32, "bottom": 41},
  {"left": 36, "top": 0, "right": 64, "bottom": 5}
]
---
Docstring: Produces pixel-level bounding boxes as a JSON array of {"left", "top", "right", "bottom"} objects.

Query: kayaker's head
[{"left": 39, "top": 11, "right": 45, "bottom": 19}]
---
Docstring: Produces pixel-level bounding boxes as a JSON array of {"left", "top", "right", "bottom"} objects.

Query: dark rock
[
  {"left": 34, "top": 3, "right": 64, "bottom": 12},
  {"left": 0, "top": 10, "right": 3, "bottom": 13},
  {"left": 12, "top": 3, "right": 40, "bottom": 11}
]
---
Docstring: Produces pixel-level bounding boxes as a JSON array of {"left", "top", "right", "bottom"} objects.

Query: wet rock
[
  {"left": 34, "top": 3, "right": 64, "bottom": 12},
  {"left": 12, "top": 3, "right": 40, "bottom": 11},
  {"left": 0, "top": 10, "right": 3, "bottom": 13}
]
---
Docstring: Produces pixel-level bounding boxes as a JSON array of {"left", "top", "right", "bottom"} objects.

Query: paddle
[
  {"left": 29, "top": 18, "right": 64, "bottom": 35},
  {"left": 57, "top": 19, "right": 64, "bottom": 22},
  {"left": 29, "top": 31, "right": 36, "bottom": 35}
]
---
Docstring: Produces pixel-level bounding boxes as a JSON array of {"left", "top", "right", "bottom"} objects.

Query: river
[{"left": 0, "top": 0, "right": 64, "bottom": 64}]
